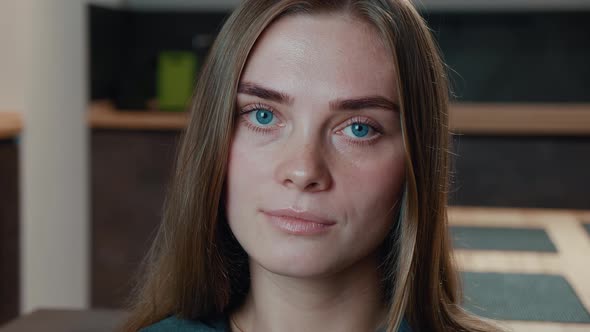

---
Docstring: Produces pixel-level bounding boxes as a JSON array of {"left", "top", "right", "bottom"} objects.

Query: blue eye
[
  {"left": 344, "top": 123, "right": 371, "bottom": 138},
  {"left": 252, "top": 109, "right": 275, "bottom": 125}
]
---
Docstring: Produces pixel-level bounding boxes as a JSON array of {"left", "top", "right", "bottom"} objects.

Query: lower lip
[{"left": 264, "top": 213, "right": 334, "bottom": 235}]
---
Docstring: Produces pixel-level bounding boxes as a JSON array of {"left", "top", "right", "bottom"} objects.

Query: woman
[{"left": 122, "top": 0, "right": 502, "bottom": 331}]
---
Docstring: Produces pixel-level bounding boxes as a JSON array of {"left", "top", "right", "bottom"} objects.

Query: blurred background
[{"left": 0, "top": 0, "right": 589, "bottom": 331}]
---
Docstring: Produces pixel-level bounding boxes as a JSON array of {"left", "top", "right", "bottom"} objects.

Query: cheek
[
  {"left": 225, "top": 136, "right": 273, "bottom": 218},
  {"left": 342, "top": 143, "right": 405, "bottom": 222}
]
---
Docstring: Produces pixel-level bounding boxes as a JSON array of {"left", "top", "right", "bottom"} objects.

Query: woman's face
[{"left": 225, "top": 13, "right": 405, "bottom": 278}]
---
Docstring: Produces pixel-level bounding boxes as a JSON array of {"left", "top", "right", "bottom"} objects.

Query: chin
[
  {"left": 251, "top": 246, "right": 349, "bottom": 279},
  {"left": 258, "top": 259, "right": 337, "bottom": 279}
]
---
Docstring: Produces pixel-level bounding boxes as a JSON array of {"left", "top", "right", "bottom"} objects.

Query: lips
[
  {"left": 262, "top": 208, "right": 336, "bottom": 235},
  {"left": 263, "top": 208, "right": 336, "bottom": 225}
]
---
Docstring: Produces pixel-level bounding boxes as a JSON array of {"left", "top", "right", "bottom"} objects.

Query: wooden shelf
[
  {"left": 450, "top": 103, "right": 590, "bottom": 136},
  {"left": 88, "top": 101, "right": 188, "bottom": 131},
  {"left": 0, "top": 112, "right": 23, "bottom": 139},
  {"left": 87, "top": 101, "right": 590, "bottom": 135}
]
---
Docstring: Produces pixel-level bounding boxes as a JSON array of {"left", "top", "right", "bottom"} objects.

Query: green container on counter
[{"left": 157, "top": 51, "right": 197, "bottom": 111}]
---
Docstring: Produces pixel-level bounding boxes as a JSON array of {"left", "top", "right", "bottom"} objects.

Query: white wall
[
  {"left": 0, "top": 3, "right": 26, "bottom": 111},
  {"left": 0, "top": 0, "right": 123, "bottom": 315},
  {"left": 19, "top": 0, "right": 89, "bottom": 313},
  {"left": 125, "top": 0, "right": 590, "bottom": 11}
]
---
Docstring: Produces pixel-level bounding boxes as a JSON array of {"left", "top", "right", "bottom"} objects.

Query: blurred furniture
[
  {"left": 90, "top": 7, "right": 590, "bottom": 110},
  {"left": 450, "top": 206, "right": 590, "bottom": 331},
  {"left": 0, "top": 309, "right": 127, "bottom": 332},
  {"left": 0, "top": 112, "right": 22, "bottom": 325},
  {"left": 449, "top": 103, "right": 590, "bottom": 136},
  {"left": 448, "top": 103, "right": 590, "bottom": 209},
  {"left": 89, "top": 5, "right": 227, "bottom": 109},
  {"left": 89, "top": 102, "right": 183, "bottom": 308}
]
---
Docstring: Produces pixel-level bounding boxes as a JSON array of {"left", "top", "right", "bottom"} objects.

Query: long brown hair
[{"left": 122, "top": 1, "right": 502, "bottom": 331}]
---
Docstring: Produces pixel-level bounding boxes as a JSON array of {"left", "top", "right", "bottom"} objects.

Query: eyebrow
[
  {"left": 330, "top": 96, "right": 399, "bottom": 112},
  {"left": 238, "top": 82, "right": 294, "bottom": 105},
  {"left": 237, "top": 82, "right": 399, "bottom": 112}
]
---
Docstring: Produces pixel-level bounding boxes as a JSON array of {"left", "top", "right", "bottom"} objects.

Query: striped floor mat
[
  {"left": 462, "top": 272, "right": 590, "bottom": 323},
  {"left": 449, "top": 207, "right": 590, "bottom": 332},
  {"left": 451, "top": 226, "right": 557, "bottom": 252}
]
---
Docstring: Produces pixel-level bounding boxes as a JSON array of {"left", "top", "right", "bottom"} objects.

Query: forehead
[{"left": 239, "top": 13, "right": 398, "bottom": 100}]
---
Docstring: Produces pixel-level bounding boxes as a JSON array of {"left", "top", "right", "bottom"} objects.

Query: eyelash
[
  {"left": 237, "top": 103, "right": 383, "bottom": 146},
  {"left": 237, "top": 103, "right": 279, "bottom": 134},
  {"left": 341, "top": 116, "right": 383, "bottom": 146}
]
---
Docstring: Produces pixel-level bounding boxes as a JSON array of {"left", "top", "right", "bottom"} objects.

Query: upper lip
[{"left": 263, "top": 208, "right": 336, "bottom": 225}]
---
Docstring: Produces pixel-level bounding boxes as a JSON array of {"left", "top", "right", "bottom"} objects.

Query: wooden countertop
[
  {"left": 450, "top": 103, "right": 590, "bottom": 135},
  {"left": 88, "top": 101, "right": 188, "bottom": 131},
  {"left": 0, "top": 112, "right": 23, "bottom": 139},
  {"left": 88, "top": 101, "right": 590, "bottom": 135}
]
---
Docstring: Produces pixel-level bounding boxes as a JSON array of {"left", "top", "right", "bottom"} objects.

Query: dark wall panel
[
  {"left": 0, "top": 139, "right": 19, "bottom": 324},
  {"left": 91, "top": 130, "right": 179, "bottom": 308},
  {"left": 450, "top": 135, "right": 590, "bottom": 209},
  {"left": 90, "top": 6, "right": 590, "bottom": 105},
  {"left": 427, "top": 12, "right": 590, "bottom": 102}
]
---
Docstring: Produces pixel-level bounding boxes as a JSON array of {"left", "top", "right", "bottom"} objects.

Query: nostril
[{"left": 305, "top": 182, "right": 319, "bottom": 190}]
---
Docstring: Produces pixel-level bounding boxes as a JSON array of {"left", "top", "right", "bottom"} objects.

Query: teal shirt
[
  {"left": 140, "top": 316, "right": 227, "bottom": 332},
  {"left": 140, "top": 315, "right": 413, "bottom": 332}
]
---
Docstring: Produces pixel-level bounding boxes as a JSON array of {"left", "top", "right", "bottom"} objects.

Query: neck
[{"left": 231, "top": 253, "right": 387, "bottom": 332}]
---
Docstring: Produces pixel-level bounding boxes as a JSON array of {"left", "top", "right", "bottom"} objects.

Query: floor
[{"left": 449, "top": 206, "right": 590, "bottom": 332}]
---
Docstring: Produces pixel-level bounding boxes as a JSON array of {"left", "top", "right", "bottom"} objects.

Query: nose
[{"left": 274, "top": 141, "right": 333, "bottom": 192}]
